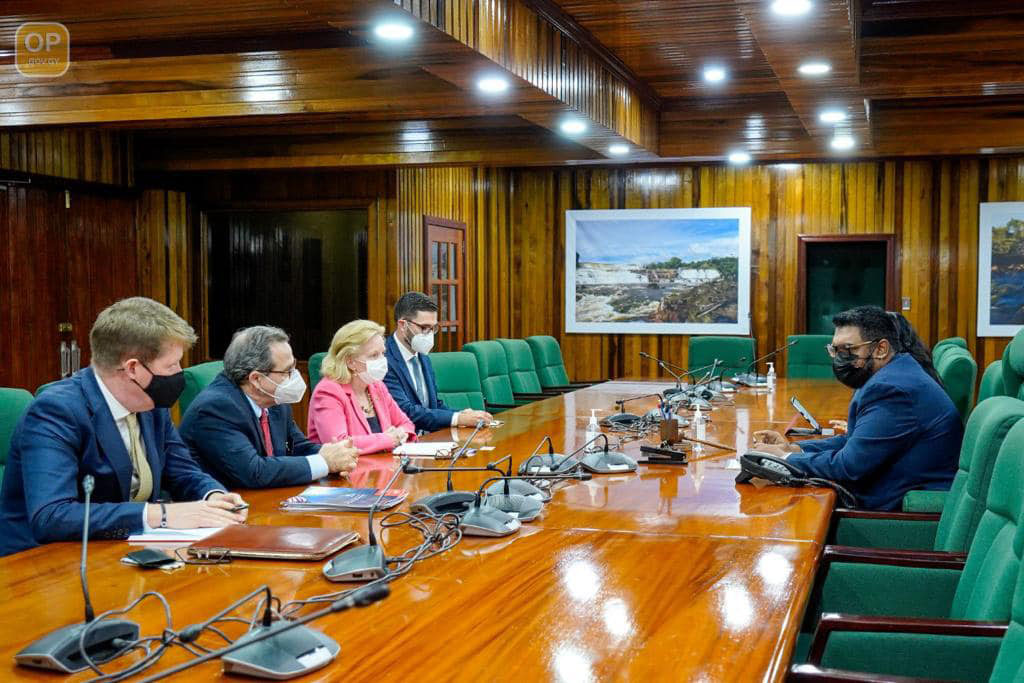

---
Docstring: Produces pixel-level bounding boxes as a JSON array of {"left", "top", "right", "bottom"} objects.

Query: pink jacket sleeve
[
  {"left": 308, "top": 380, "right": 395, "bottom": 455},
  {"left": 371, "top": 382, "right": 417, "bottom": 442}
]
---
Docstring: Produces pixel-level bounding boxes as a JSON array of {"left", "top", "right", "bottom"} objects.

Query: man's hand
[
  {"left": 321, "top": 438, "right": 358, "bottom": 475},
  {"left": 751, "top": 429, "right": 801, "bottom": 454},
  {"left": 750, "top": 443, "right": 791, "bottom": 458},
  {"left": 829, "top": 419, "right": 848, "bottom": 433},
  {"left": 149, "top": 496, "right": 246, "bottom": 528},
  {"left": 457, "top": 409, "right": 494, "bottom": 427}
]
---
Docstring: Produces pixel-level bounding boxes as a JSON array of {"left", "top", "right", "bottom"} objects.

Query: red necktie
[{"left": 260, "top": 409, "right": 274, "bottom": 457}]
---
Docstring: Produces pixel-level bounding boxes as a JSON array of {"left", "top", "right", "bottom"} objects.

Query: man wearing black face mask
[
  {"left": 752, "top": 306, "right": 962, "bottom": 510},
  {"left": 0, "top": 297, "right": 248, "bottom": 557}
]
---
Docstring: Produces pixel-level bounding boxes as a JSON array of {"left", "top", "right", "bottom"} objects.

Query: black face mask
[
  {"left": 133, "top": 363, "right": 186, "bottom": 408},
  {"left": 832, "top": 344, "right": 877, "bottom": 389}
]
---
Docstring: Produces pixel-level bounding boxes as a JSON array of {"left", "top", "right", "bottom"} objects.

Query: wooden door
[{"left": 423, "top": 216, "right": 466, "bottom": 351}]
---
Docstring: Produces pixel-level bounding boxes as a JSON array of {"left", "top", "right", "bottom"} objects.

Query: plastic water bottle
[
  {"left": 584, "top": 409, "right": 600, "bottom": 452},
  {"left": 766, "top": 361, "right": 776, "bottom": 392}
]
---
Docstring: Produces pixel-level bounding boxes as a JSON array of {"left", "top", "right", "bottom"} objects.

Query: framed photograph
[
  {"left": 978, "top": 202, "right": 1024, "bottom": 337},
  {"left": 565, "top": 208, "right": 751, "bottom": 334}
]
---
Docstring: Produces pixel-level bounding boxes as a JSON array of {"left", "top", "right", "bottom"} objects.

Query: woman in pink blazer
[{"left": 308, "top": 320, "right": 417, "bottom": 455}]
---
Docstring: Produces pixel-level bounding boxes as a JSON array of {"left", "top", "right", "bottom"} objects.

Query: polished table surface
[{"left": 0, "top": 378, "right": 851, "bottom": 682}]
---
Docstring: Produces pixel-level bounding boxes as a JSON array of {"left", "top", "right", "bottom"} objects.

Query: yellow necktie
[{"left": 125, "top": 413, "right": 153, "bottom": 502}]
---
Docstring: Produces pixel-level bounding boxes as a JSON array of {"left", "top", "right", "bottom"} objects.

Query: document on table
[
  {"left": 393, "top": 441, "right": 459, "bottom": 458},
  {"left": 127, "top": 527, "right": 223, "bottom": 544}
]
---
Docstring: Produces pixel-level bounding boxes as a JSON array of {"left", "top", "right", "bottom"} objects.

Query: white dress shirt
[
  {"left": 394, "top": 333, "right": 459, "bottom": 427},
  {"left": 243, "top": 394, "right": 329, "bottom": 480}
]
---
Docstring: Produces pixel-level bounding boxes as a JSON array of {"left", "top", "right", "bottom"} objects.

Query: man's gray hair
[{"left": 223, "top": 325, "right": 289, "bottom": 385}]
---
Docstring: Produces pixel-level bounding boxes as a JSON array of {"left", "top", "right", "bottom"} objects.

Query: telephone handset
[{"left": 735, "top": 451, "right": 857, "bottom": 507}]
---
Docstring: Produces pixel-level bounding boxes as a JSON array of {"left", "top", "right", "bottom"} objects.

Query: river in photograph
[{"left": 991, "top": 270, "right": 1024, "bottom": 325}]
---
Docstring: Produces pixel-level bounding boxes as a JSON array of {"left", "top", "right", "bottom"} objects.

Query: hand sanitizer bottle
[
  {"left": 584, "top": 409, "right": 600, "bottom": 452},
  {"left": 766, "top": 362, "right": 776, "bottom": 392},
  {"left": 693, "top": 404, "right": 706, "bottom": 442}
]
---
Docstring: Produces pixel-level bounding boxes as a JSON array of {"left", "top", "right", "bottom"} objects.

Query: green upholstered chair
[
  {"left": 785, "top": 334, "right": 835, "bottom": 379},
  {"left": 932, "top": 336, "right": 969, "bottom": 366},
  {"left": 308, "top": 352, "right": 327, "bottom": 389},
  {"left": 688, "top": 336, "right": 755, "bottom": 378},
  {"left": 837, "top": 396, "right": 1024, "bottom": 552},
  {"left": 179, "top": 361, "right": 224, "bottom": 415},
  {"left": 496, "top": 338, "right": 571, "bottom": 396},
  {"left": 791, "top": 418, "right": 1024, "bottom": 681},
  {"left": 429, "top": 351, "right": 486, "bottom": 411},
  {"left": 463, "top": 341, "right": 537, "bottom": 411},
  {"left": 979, "top": 360, "right": 1007, "bottom": 404},
  {"left": 524, "top": 335, "right": 600, "bottom": 389},
  {"left": 0, "top": 388, "right": 33, "bottom": 484},
  {"left": 935, "top": 346, "right": 978, "bottom": 423},
  {"left": 1004, "top": 329, "right": 1024, "bottom": 401}
]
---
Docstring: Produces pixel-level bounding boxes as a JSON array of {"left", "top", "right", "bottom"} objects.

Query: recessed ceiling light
[
  {"left": 477, "top": 76, "right": 509, "bottom": 93},
  {"left": 703, "top": 66, "right": 727, "bottom": 83},
  {"left": 560, "top": 119, "right": 587, "bottom": 135},
  {"left": 771, "top": 0, "right": 813, "bottom": 16},
  {"left": 373, "top": 22, "right": 414, "bottom": 41},
  {"left": 819, "top": 109, "right": 847, "bottom": 124},
  {"left": 798, "top": 61, "right": 831, "bottom": 76},
  {"left": 980, "top": 147, "right": 995, "bottom": 154},
  {"left": 728, "top": 151, "right": 752, "bottom": 165},
  {"left": 608, "top": 144, "right": 630, "bottom": 156},
  {"left": 830, "top": 134, "right": 855, "bottom": 151}
]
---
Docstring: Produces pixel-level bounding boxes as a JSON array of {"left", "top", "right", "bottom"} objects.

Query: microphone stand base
[
  {"left": 15, "top": 620, "right": 140, "bottom": 673},
  {"left": 222, "top": 622, "right": 340, "bottom": 680}
]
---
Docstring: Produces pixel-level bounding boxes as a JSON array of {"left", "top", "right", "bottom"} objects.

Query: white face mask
[
  {"left": 357, "top": 356, "right": 389, "bottom": 384},
  {"left": 260, "top": 369, "right": 306, "bottom": 405},
  {"left": 410, "top": 330, "right": 435, "bottom": 355}
]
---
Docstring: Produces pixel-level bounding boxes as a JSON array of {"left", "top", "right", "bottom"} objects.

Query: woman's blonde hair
[{"left": 321, "top": 319, "right": 385, "bottom": 383}]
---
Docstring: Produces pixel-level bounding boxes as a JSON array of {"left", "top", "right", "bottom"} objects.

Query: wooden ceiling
[{"left": 1, "top": 0, "right": 1023, "bottom": 170}]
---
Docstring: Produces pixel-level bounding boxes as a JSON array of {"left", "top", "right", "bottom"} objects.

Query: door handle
[
  {"left": 70, "top": 340, "right": 81, "bottom": 373},
  {"left": 60, "top": 341, "right": 70, "bottom": 378}
]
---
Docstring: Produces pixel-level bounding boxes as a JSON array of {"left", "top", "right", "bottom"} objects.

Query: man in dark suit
[
  {"left": 0, "top": 297, "right": 247, "bottom": 557},
  {"left": 180, "top": 326, "right": 358, "bottom": 488},
  {"left": 753, "top": 306, "right": 962, "bottom": 510},
  {"left": 383, "top": 291, "right": 492, "bottom": 433}
]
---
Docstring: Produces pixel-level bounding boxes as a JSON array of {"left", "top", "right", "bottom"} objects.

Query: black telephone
[{"left": 735, "top": 451, "right": 857, "bottom": 507}]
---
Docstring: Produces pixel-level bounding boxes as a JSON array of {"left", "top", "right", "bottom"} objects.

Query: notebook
[{"left": 187, "top": 525, "right": 360, "bottom": 561}]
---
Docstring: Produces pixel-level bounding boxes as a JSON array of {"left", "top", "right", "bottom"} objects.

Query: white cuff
[
  {"left": 141, "top": 505, "right": 152, "bottom": 532},
  {"left": 306, "top": 454, "right": 330, "bottom": 480},
  {"left": 450, "top": 410, "right": 461, "bottom": 427}
]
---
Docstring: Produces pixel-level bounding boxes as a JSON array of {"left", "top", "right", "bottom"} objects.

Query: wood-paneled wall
[{"left": 0, "top": 129, "right": 133, "bottom": 185}]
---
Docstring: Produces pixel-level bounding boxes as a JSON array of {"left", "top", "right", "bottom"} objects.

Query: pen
[{"left": 230, "top": 503, "right": 250, "bottom": 512}]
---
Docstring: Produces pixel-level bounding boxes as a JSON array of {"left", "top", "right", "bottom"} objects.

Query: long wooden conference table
[{"left": 0, "top": 378, "right": 850, "bottom": 682}]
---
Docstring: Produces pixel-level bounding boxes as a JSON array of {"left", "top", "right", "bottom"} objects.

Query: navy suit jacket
[
  {"left": 0, "top": 367, "right": 224, "bottom": 557},
  {"left": 382, "top": 334, "right": 455, "bottom": 433},
  {"left": 787, "top": 353, "right": 963, "bottom": 510},
  {"left": 179, "top": 373, "right": 321, "bottom": 489}
]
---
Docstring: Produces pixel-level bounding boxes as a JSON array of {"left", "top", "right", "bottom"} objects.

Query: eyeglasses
[
  {"left": 403, "top": 319, "right": 439, "bottom": 335},
  {"left": 825, "top": 340, "right": 879, "bottom": 358},
  {"left": 177, "top": 546, "right": 231, "bottom": 565},
  {"left": 264, "top": 367, "right": 294, "bottom": 377}
]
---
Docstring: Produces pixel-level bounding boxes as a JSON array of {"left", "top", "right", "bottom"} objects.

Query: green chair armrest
[
  {"left": 789, "top": 663, "right": 933, "bottom": 682},
  {"left": 812, "top": 614, "right": 1004, "bottom": 681},
  {"left": 901, "top": 490, "right": 948, "bottom": 513},
  {"left": 831, "top": 510, "right": 940, "bottom": 550},
  {"left": 485, "top": 402, "right": 517, "bottom": 413}
]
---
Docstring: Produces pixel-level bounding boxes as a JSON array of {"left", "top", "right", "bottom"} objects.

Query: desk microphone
[
  {"left": 516, "top": 435, "right": 570, "bottom": 475},
  {"left": 136, "top": 584, "right": 390, "bottom": 683},
  {"left": 408, "top": 420, "right": 486, "bottom": 515},
  {"left": 15, "top": 475, "right": 140, "bottom": 673},
  {"left": 464, "top": 472, "right": 592, "bottom": 533},
  {"left": 638, "top": 352, "right": 686, "bottom": 395},
  {"left": 553, "top": 432, "right": 638, "bottom": 474},
  {"left": 734, "top": 340, "right": 797, "bottom": 385},
  {"left": 604, "top": 393, "right": 665, "bottom": 427},
  {"left": 323, "top": 459, "right": 409, "bottom": 582}
]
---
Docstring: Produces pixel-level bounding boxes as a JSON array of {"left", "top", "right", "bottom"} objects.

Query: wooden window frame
[{"left": 422, "top": 215, "right": 467, "bottom": 350}]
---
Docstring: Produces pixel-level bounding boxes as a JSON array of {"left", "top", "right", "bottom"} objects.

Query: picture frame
[{"left": 977, "top": 202, "right": 1024, "bottom": 337}]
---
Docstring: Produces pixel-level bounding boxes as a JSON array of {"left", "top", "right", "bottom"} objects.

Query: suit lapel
[
  {"left": 223, "top": 376, "right": 267, "bottom": 451},
  {"left": 80, "top": 368, "right": 134, "bottom": 501},
  {"left": 386, "top": 335, "right": 419, "bottom": 401},
  {"left": 342, "top": 384, "right": 373, "bottom": 433}
]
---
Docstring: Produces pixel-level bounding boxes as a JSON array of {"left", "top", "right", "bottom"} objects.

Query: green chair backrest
[
  {"left": 989, "top": 524, "right": 1024, "bottom": 680},
  {"left": 688, "top": 336, "right": 755, "bottom": 378},
  {"left": 463, "top": 341, "right": 515, "bottom": 406},
  {"left": 934, "top": 396, "right": 1024, "bottom": 553},
  {"left": 979, "top": 360, "right": 1007, "bottom": 404},
  {"left": 933, "top": 336, "right": 969, "bottom": 366},
  {"left": 35, "top": 380, "right": 61, "bottom": 396},
  {"left": 949, "top": 419, "right": 1024, "bottom": 621},
  {"left": 785, "top": 334, "right": 834, "bottom": 379},
  {"left": 0, "top": 388, "right": 33, "bottom": 478},
  {"left": 935, "top": 347, "right": 978, "bottom": 422},
  {"left": 1004, "top": 330, "right": 1024, "bottom": 401},
  {"left": 308, "top": 352, "right": 327, "bottom": 389},
  {"left": 525, "top": 335, "right": 571, "bottom": 388},
  {"left": 179, "top": 361, "right": 224, "bottom": 415},
  {"left": 429, "top": 351, "right": 485, "bottom": 411},
  {"left": 496, "top": 339, "right": 543, "bottom": 394}
]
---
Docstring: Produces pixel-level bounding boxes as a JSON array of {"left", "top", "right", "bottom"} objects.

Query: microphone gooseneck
[
  {"left": 81, "top": 474, "right": 96, "bottom": 624},
  {"left": 743, "top": 339, "right": 798, "bottom": 378},
  {"left": 367, "top": 459, "right": 409, "bottom": 547},
  {"left": 446, "top": 420, "right": 486, "bottom": 492},
  {"left": 638, "top": 351, "right": 684, "bottom": 389}
]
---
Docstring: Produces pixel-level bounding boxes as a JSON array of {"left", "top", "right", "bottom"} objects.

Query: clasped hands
[{"left": 750, "top": 430, "right": 801, "bottom": 458}]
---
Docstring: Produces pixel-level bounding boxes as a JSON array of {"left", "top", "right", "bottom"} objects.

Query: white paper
[
  {"left": 393, "top": 441, "right": 458, "bottom": 457},
  {"left": 127, "top": 527, "right": 222, "bottom": 543}
]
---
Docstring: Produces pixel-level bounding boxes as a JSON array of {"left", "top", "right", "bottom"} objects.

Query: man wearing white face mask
[
  {"left": 383, "top": 292, "right": 493, "bottom": 433},
  {"left": 180, "top": 326, "right": 359, "bottom": 489},
  {"left": 308, "top": 319, "right": 417, "bottom": 455}
]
